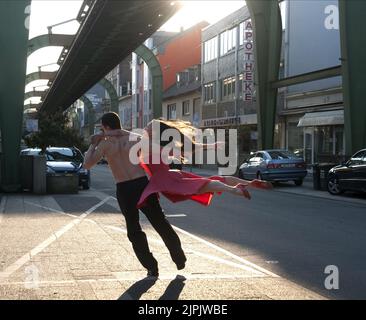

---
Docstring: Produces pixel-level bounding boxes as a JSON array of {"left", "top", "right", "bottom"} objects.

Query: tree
[{"left": 24, "top": 108, "right": 88, "bottom": 152}]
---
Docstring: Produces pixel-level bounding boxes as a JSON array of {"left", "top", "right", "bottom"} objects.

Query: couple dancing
[{"left": 83, "top": 112, "right": 272, "bottom": 277}]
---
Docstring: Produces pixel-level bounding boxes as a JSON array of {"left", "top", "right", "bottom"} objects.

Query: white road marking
[
  {"left": 165, "top": 214, "right": 187, "bottom": 218},
  {"left": 0, "top": 273, "right": 267, "bottom": 287},
  {"left": 0, "top": 196, "right": 113, "bottom": 281},
  {"left": 108, "top": 195, "right": 279, "bottom": 277},
  {"left": 24, "top": 201, "right": 78, "bottom": 218},
  {"left": 104, "top": 225, "right": 264, "bottom": 276},
  {"left": 171, "top": 226, "right": 279, "bottom": 278}
]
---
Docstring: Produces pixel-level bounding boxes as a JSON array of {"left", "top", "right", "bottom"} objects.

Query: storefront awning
[{"left": 297, "top": 110, "right": 344, "bottom": 127}]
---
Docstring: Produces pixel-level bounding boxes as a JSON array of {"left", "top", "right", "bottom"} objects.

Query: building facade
[
  {"left": 201, "top": 7, "right": 263, "bottom": 163},
  {"left": 162, "top": 65, "right": 201, "bottom": 127},
  {"left": 280, "top": 0, "right": 344, "bottom": 164}
]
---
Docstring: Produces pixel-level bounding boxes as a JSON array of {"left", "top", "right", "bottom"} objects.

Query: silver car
[{"left": 238, "top": 149, "right": 308, "bottom": 186}]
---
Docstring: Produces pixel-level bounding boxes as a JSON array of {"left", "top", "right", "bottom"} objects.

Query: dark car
[
  {"left": 21, "top": 147, "right": 91, "bottom": 190},
  {"left": 238, "top": 149, "right": 307, "bottom": 186},
  {"left": 327, "top": 149, "right": 366, "bottom": 195}
]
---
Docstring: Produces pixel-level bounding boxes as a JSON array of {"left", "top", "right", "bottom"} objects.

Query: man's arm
[{"left": 83, "top": 137, "right": 106, "bottom": 170}]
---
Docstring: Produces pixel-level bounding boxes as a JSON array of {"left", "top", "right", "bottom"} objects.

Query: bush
[{"left": 24, "top": 108, "right": 88, "bottom": 152}]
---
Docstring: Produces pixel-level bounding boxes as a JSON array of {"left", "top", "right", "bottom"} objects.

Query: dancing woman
[{"left": 103, "top": 119, "right": 272, "bottom": 209}]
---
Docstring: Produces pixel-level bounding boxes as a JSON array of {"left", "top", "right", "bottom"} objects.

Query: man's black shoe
[
  {"left": 176, "top": 261, "right": 186, "bottom": 270},
  {"left": 147, "top": 269, "right": 159, "bottom": 277}
]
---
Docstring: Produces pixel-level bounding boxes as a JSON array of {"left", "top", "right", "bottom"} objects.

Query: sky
[{"left": 25, "top": 0, "right": 246, "bottom": 105}]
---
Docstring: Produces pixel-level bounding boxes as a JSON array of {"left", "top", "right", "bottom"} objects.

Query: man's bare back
[{"left": 84, "top": 131, "right": 146, "bottom": 183}]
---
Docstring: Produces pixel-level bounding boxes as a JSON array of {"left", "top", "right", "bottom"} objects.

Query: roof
[{"left": 163, "top": 81, "right": 201, "bottom": 100}]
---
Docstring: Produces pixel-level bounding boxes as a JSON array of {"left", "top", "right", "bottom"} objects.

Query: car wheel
[
  {"left": 327, "top": 176, "right": 343, "bottom": 195},
  {"left": 294, "top": 179, "right": 303, "bottom": 186}
]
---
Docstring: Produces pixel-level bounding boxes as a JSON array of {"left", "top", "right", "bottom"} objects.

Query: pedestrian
[{"left": 83, "top": 112, "right": 186, "bottom": 278}]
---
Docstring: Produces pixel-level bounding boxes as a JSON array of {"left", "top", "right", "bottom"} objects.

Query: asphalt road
[{"left": 90, "top": 164, "right": 366, "bottom": 300}]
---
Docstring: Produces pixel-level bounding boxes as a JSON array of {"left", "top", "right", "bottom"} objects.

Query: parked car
[
  {"left": 238, "top": 149, "right": 307, "bottom": 186},
  {"left": 20, "top": 147, "right": 90, "bottom": 190},
  {"left": 327, "top": 148, "right": 366, "bottom": 195}
]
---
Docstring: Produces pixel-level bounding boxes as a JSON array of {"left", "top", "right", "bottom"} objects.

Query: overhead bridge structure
[
  {"left": 0, "top": 0, "right": 180, "bottom": 191},
  {"left": 39, "top": 0, "right": 178, "bottom": 115}
]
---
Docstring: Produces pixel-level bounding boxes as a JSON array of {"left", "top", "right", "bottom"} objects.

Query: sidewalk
[{"left": 0, "top": 191, "right": 325, "bottom": 300}]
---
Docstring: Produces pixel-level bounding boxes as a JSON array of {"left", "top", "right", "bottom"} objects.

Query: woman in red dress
[{"left": 107, "top": 119, "right": 272, "bottom": 208}]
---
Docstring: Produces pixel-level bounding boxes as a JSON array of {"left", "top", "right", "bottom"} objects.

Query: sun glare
[{"left": 160, "top": 1, "right": 246, "bottom": 32}]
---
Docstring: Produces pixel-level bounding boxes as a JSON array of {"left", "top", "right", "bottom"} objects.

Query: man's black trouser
[{"left": 116, "top": 176, "right": 186, "bottom": 271}]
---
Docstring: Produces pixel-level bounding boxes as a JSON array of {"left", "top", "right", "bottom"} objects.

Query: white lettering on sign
[
  {"left": 324, "top": 5, "right": 339, "bottom": 30},
  {"left": 243, "top": 19, "right": 254, "bottom": 102}
]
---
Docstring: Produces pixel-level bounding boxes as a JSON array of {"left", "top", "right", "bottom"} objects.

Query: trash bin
[
  {"left": 319, "top": 163, "right": 337, "bottom": 191},
  {"left": 312, "top": 163, "right": 321, "bottom": 190}
]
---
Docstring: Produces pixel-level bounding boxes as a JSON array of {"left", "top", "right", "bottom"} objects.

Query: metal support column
[
  {"left": 246, "top": 0, "right": 282, "bottom": 150},
  {"left": 339, "top": 0, "right": 366, "bottom": 156},
  {"left": 134, "top": 44, "right": 163, "bottom": 118},
  {"left": 0, "top": 0, "right": 31, "bottom": 191}
]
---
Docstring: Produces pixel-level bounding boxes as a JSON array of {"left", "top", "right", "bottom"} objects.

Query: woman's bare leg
[
  {"left": 219, "top": 176, "right": 273, "bottom": 190},
  {"left": 198, "top": 180, "right": 251, "bottom": 199}
]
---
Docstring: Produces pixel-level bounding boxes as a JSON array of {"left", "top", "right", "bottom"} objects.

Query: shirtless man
[{"left": 83, "top": 112, "right": 186, "bottom": 277}]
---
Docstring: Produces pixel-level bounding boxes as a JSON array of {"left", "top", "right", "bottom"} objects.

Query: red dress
[{"left": 137, "top": 154, "right": 225, "bottom": 208}]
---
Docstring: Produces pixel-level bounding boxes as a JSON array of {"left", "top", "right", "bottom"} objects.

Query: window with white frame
[
  {"left": 203, "top": 82, "right": 216, "bottom": 104},
  {"left": 220, "top": 27, "right": 237, "bottom": 56},
  {"left": 221, "top": 76, "right": 236, "bottom": 101},
  {"left": 167, "top": 103, "right": 177, "bottom": 120},
  {"left": 182, "top": 100, "right": 190, "bottom": 115},
  {"left": 204, "top": 36, "right": 218, "bottom": 63}
]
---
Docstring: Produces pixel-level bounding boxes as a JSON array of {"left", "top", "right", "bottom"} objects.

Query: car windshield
[
  {"left": 268, "top": 150, "right": 300, "bottom": 160},
  {"left": 46, "top": 148, "right": 83, "bottom": 163}
]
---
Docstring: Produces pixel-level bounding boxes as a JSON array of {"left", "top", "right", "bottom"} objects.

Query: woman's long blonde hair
[{"left": 153, "top": 118, "right": 199, "bottom": 145}]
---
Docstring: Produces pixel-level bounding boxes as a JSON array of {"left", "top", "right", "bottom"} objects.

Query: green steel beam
[
  {"left": 0, "top": 0, "right": 31, "bottom": 192},
  {"left": 135, "top": 44, "right": 163, "bottom": 118},
  {"left": 98, "top": 78, "right": 118, "bottom": 114},
  {"left": 272, "top": 66, "right": 342, "bottom": 89},
  {"left": 24, "top": 103, "right": 41, "bottom": 111},
  {"left": 28, "top": 34, "right": 74, "bottom": 57},
  {"left": 25, "top": 71, "right": 56, "bottom": 85},
  {"left": 339, "top": 0, "right": 366, "bottom": 156},
  {"left": 246, "top": 0, "right": 282, "bottom": 150},
  {"left": 24, "top": 90, "right": 46, "bottom": 101},
  {"left": 79, "top": 95, "right": 95, "bottom": 136}
]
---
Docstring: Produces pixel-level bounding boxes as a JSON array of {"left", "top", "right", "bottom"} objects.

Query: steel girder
[
  {"left": 339, "top": 0, "right": 366, "bottom": 156},
  {"left": 135, "top": 44, "right": 163, "bottom": 118},
  {"left": 246, "top": 0, "right": 282, "bottom": 150},
  {"left": 0, "top": 0, "right": 31, "bottom": 191},
  {"left": 27, "top": 34, "right": 74, "bottom": 57}
]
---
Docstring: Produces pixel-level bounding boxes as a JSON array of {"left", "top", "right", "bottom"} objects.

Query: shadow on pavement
[
  {"left": 159, "top": 275, "right": 186, "bottom": 300},
  {"left": 118, "top": 275, "right": 186, "bottom": 300},
  {"left": 118, "top": 276, "right": 157, "bottom": 300}
]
